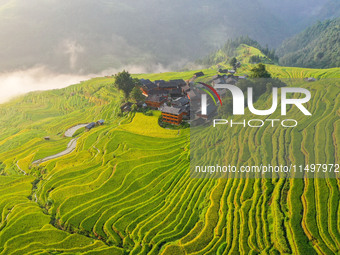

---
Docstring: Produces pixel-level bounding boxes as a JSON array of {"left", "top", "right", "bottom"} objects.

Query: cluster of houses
[
  {"left": 140, "top": 77, "right": 192, "bottom": 125},
  {"left": 139, "top": 70, "right": 247, "bottom": 125}
]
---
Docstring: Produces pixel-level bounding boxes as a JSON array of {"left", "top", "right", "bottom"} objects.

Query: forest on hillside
[{"left": 277, "top": 18, "right": 340, "bottom": 69}]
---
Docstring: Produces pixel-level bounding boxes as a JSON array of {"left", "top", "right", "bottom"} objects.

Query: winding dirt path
[{"left": 32, "top": 124, "right": 88, "bottom": 165}]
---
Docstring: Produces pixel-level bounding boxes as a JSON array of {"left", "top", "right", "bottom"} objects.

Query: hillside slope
[{"left": 0, "top": 66, "right": 339, "bottom": 254}]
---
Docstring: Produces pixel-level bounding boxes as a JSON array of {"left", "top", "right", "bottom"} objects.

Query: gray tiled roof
[{"left": 160, "top": 106, "right": 183, "bottom": 115}]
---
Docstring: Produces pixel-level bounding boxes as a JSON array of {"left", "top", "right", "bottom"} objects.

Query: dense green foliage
[
  {"left": 277, "top": 18, "right": 340, "bottom": 68},
  {"left": 114, "top": 71, "right": 138, "bottom": 100},
  {"left": 250, "top": 63, "right": 271, "bottom": 78},
  {"left": 130, "top": 86, "right": 146, "bottom": 103}
]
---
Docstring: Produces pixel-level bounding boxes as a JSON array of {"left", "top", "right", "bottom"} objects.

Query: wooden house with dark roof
[
  {"left": 169, "top": 88, "right": 183, "bottom": 97},
  {"left": 194, "top": 71, "right": 204, "bottom": 78},
  {"left": 172, "top": 97, "right": 189, "bottom": 107},
  {"left": 154, "top": 80, "right": 178, "bottom": 90},
  {"left": 160, "top": 106, "right": 184, "bottom": 125},
  {"left": 140, "top": 79, "right": 157, "bottom": 96},
  {"left": 170, "top": 79, "right": 186, "bottom": 87},
  {"left": 145, "top": 95, "right": 167, "bottom": 108}
]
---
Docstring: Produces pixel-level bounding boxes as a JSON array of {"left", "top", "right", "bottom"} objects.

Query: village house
[
  {"left": 225, "top": 76, "right": 238, "bottom": 85},
  {"left": 160, "top": 106, "right": 185, "bottom": 125},
  {"left": 171, "top": 97, "right": 189, "bottom": 108},
  {"left": 140, "top": 79, "right": 157, "bottom": 96},
  {"left": 85, "top": 122, "right": 96, "bottom": 131},
  {"left": 121, "top": 102, "right": 132, "bottom": 112},
  {"left": 170, "top": 79, "right": 186, "bottom": 87},
  {"left": 139, "top": 78, "right": 187, "bottom": 98},
  {"left": 194, "top": 71, "right": 204, "bottom": 78},
  {"left": 182, "top": 83, "right": 191, "bottom": 94},
  {"left": 97, "top": 119, "right": 105, "bottom": 125},
  {"left": 305, "top": 77, "right": 316, "bottom": 82},
  {"left": 187, "top": 89, "right": 200, "bottom": 102},
  {"left": 218, "top": 68, "right": 228, "bottom": 73},
  {"left": 145, "top": 95, "right": 167, "bottom": 108},
  {"left": 212, "top": 76, "right": 226, "bottom": 86},
  {"left": 169, "top": 88, "right": 183, "bottom": 98},
  {"left": 155, "top": 80, "right": 178, "bottom": 90}
]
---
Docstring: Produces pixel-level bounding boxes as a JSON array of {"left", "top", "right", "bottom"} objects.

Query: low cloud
[
  {"left": 100, "top": 63, "right": 172, "bottom": 76},
  {"left": 0, "top": 63, "right": 173, "bottom": 104},
  {"left": 0, "top": 66, "right": 91, "bottom": 104}
]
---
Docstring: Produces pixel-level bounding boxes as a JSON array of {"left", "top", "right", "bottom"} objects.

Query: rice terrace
[{"left": 0, "top": 56, "right": 339, "bottom": 255}]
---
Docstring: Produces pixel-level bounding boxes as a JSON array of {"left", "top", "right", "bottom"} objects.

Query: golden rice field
[{"left": 0, "top": 67, "right": 339, "bottom": 254}]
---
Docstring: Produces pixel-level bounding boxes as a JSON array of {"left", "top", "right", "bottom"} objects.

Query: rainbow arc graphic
[{"left": 196, "top": 82, "right": 223, "bottom": 106}]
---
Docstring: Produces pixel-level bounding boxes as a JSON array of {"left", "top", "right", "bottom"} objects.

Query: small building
[
  {"left": 181, "top": 105, "right": 190, "bottom": 117},
  {"left": 85, "top": 122, "right": 96, "bottom": 131},
  {"left": 228, "top": 70, "right": 236, "bottom": 74},
  {"left": 181, "top": 84, "right": 190, "bottom": 94},
  {"left": 154, "top": 80, "right": 178, "bottom": 90},
  {"left": 44, "top": 136, "right": 50, "bottom": 141},
  {"left": 170, "top": 79, "right": 186, "bottom": 87},
  {"left": 212, "top": 77, "right": 226, "bottom": 86},
  {"left": 169, "top": 88, "right": 183, "bottom": 98},
  {"left": 120, "top": 102, "right": 132, "bottom": 112},
  {"left": 194, "top": 71, "right": 204, "bottom": 78},
  {"left": 225, "top": 77, "right": 237, "bottom": 85},
  {"left": 140, "top": 79, "right": 157, "bottom": 96},
  {"left": 160, "top": 106, "right": 184, "bottom": 125},
  {"left": 146, "top": 89, "right": 169, "bottom": 97},
  {"left": 187, "top": 89, "right": 200, "bottom": 102},
  {"left": 236, "top": 75, "right": 247, "bottom": 79},
  {"left": 97, "top": 119, "right": 104, "bottom": 125},
  {"left": 218, "top": 68, "right": 228, "bottom": 73},
  {"left": 145, "top": 95, "right": 167, "bottom": 108},
  {"left": 172, "top": 97, "right": 190, "bottom": 107},
  {"left": 305, "top": 77, "right": 316, "bottom": 82}
]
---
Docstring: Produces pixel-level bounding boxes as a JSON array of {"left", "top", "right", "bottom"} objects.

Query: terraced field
[{"left": 0, "top": 67, "right": 339, "bottom": 254}]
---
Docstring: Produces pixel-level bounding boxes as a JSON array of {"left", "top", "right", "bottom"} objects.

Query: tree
[
  {"left": 250, "top": 63, "right": 271, "bottom": 78},
  {"left": 114, "top": 70, "right": 136, "bottom": 100},
  {"left": 229, "top": 57, "right": 237, "bottom": 69},
  {"left": 130, "top": 86, "right": 145, "bottom": 103},
  {"left": 249, "top": 55, "right": 261, "bottom": 64}
]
